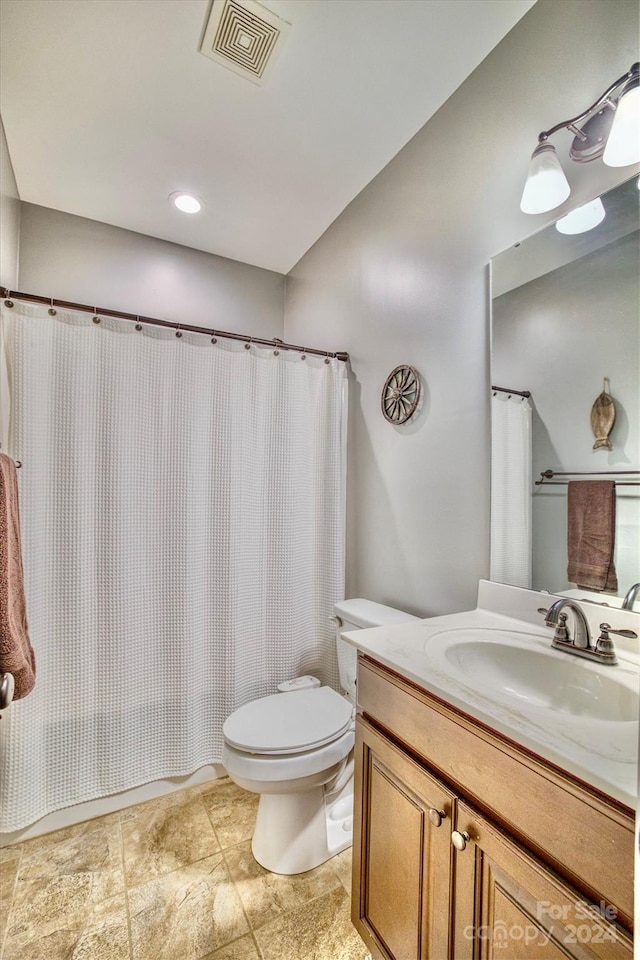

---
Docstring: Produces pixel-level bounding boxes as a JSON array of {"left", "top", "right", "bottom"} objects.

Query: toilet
[{"left": 222, "top": 598, "right": 418, "bottom": 874}]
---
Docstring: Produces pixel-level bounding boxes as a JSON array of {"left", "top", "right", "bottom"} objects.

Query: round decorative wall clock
[{"left": 381, "top": 365, "right": 421, "bottom": 424}]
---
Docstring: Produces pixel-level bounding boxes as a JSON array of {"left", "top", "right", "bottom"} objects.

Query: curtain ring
[
  {"left": 135, "top": 316, "right": 143, "bottom": 331},
  {"left": 244, "top": 338, "right": 252, "bottom": 350},
  {"left": 301, "top": 349, "right": 307, "bottom": 360},
  {"left": 175, "top": 323, "right": 182, "bottom": 339},
  {"left": 48, "top": 297, "right": 57, "bottom": 317},
  {"left": 211, "top": 331, "right": 217, "bottom": 344},
  {"left": 324, "top": 351, "right": 330, "bottom": 365}
]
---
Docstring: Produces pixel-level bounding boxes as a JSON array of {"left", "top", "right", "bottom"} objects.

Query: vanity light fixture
[
  {"left": 169, "top": 192, "right": 202, "bottom": 214},
  {"left": 602, "top": 70, "right": 640, "bottom": 167},
  {"left": 520, "top": 62, "right": 640, "bottom": 215},
  {"left": 555, "top": 196, "right": 605, "bottom": 235}
]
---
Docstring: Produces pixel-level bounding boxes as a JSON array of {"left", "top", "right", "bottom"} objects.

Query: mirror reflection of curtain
[{"left": 490, "top": 393, "right": 532, "bottom": 588}]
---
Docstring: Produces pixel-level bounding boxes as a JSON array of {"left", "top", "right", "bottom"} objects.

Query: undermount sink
[{"left": 424, "top": 628, "right": 639, "bottom": 723}]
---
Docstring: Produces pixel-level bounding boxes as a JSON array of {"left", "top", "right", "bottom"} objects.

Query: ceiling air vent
[{"left": 199, "top": 0, "right": 291, "bottom": 85}]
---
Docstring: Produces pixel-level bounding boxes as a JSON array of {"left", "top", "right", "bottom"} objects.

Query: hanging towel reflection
[{"left": 567, "top": 480, "right": 618, "bottom": 593}]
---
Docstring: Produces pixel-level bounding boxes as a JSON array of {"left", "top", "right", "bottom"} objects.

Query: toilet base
[{"left": 251, "top": 776, "right": 353, "bottom": 875}]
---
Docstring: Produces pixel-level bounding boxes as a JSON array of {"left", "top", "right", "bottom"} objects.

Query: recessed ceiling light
[{"left": 169, "top": 192, "right": 202, "bottom": 214}]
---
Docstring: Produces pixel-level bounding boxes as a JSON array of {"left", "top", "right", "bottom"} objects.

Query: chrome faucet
[
  {"left": 543, "top": 598, "right": 592, "bottom": 650},
  {"left": 621, "top": 582, "right": 640, "bottom": 610},
  {"left": 540, "top": 598, "right": 637, "bottom": 665}
]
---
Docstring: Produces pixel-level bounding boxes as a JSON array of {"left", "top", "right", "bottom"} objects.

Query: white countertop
[{"left": 341, "top": 582, "right": 639, "bottom": 809}]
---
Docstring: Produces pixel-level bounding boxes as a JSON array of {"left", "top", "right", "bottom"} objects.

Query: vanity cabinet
[
  {"left": 354, "top": 717, "right": 454, "bottom": 959},
  {"left": 352, "top": 656, "right": 634, "bottom": 960},
  {"left": 452, "top": 799, "right": 632, "bottom": 960}
]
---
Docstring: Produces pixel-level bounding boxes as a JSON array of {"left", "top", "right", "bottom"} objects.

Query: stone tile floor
[{"left": 0, "top": 778, "right": 370, "bottom": 960}]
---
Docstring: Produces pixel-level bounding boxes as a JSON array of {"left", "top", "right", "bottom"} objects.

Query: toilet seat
[
  {"left": 223, "top": 728, "right": 355, "bottom": 785},
  {"left": 223, "top": 686, "right": 353, "bottom": 755}
]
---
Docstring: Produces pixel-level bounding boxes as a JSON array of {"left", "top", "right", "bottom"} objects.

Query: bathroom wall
[
  {"left": 18, "top": 203, "right": 285, "bottom": 338},
  {"left": 492, "top": 231, "right": 640, "bottom": 596},
  {"left": 0, "top": 118, "right": 20, "bottom": 289},
  {"left": 9, "top": 2, "right": 640, "bottom": 619},
  {"left": 284, "top": 0, "right": 640, "bottom": 617}
]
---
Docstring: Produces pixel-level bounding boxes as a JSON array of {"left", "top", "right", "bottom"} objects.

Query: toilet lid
[{"left": 223, "top": 687, "right": 353, "bottom": 755}]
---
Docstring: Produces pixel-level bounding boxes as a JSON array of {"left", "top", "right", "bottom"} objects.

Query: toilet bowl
[{"left": 222, "top": 599, "right": 418, "bottom": 874}]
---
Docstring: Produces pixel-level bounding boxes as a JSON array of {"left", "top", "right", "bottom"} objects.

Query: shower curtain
[
  {"left": 0, "top": 302, "right": 347, "bottom": 832},
  {"left": 490, "top": 391, "right": 532, "bottom": 588}
]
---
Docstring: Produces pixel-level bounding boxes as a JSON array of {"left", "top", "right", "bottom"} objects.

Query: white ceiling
[{"left": 0, "top": 0, "right": 535, "bottom": 274}]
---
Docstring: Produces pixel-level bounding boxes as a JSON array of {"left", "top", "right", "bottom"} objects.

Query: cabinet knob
[
  {"left": 428, "top": 808, "right": 446, "bottom": 827},
  {"left": 451, "top": 830, "right": 471, "bottom": 851}
]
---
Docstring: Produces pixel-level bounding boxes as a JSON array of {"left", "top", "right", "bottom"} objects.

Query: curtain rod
[
  {"left": 536, "top": 469, "right": 640, "bottom": 486},
  {"left": 491, "top": 384, "right": 531, "bottom": 398},
  {"left": 0, "top": 288, "right": 349, "bottom": 362}
]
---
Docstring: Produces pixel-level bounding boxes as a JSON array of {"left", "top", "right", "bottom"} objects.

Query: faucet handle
[
  {"left": 538, "top": 604, "right": 571, "bottom": 643},
  {"left": 538, "top": 607, "right": 571, "bottom": 643},
  {"left": 594, "top": 624, "right": 619, "bottom": 664},
  {"left": 553, "top": 613, "right": 569, "bottom": 641},
  {"left": 594, "top": 623, "right": 636, "bottom": 665},
  {"left": 598, "top": 622, "right": 638, "bottom": 640}
]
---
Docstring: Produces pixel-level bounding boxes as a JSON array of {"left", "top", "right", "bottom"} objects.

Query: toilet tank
[{"left": 334, "top": 599, "right": 419, "bottom": 700}]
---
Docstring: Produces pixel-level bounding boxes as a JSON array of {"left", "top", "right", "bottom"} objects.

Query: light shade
[
  {"left": 520, "top": 143, "right": 571, "bottom": 214},
  {"left": 169, "top": 192, "right": 202, "bottom": 214},
  {"left": 603, "top": 78, "right": 640, "bottom": 167},
  {"left": 555, "top": 196, "right": 605, "bottom": 235}
]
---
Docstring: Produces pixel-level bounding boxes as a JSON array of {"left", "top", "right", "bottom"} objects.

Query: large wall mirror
[{"left": 490, "top": 175, "right": 639, "bottom": 612}]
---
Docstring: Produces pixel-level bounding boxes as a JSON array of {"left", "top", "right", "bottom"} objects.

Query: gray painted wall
[
  {"left": 284, "top": 0, "right": 640, "bottom": 617},
  {"left": 8, "top": 2, "right": 639, "bottom": 619},
  {"left": 0, "top": 118, "right": 20, "bottom": 289},
  {"left": 493, "top": 231, "right": 640, "bottom": 597},
  {"left": 18, "top": 203, "right": 285, "bottom": 338}
]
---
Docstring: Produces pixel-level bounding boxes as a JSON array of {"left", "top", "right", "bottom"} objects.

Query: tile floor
[{"left": 0, "top": 778, "right": 370, "bottom": 960}]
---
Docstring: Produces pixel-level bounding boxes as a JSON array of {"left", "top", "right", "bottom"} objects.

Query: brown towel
[
  {"left": 567, "top": 480, "right": 618, "bottom": 593},
  {"left": 0, "top": 453, "right": 36, "bottom": 699}
]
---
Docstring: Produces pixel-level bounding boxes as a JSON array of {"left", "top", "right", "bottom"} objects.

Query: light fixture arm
[{"left": 536, "top": 62, "right": 639, "bottom": 143}]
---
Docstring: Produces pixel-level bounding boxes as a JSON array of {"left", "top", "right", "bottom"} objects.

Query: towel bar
[{"left": 536, "top": 469, "right": 639, "bottom": 486}]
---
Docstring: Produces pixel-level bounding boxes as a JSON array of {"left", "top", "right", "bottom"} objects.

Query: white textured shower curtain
[
  {"left": 490, "top": 391, "right": 532, "bottom": 588},
  {"left": 0, "top": 302, "right": 347, "bottom": 832}
]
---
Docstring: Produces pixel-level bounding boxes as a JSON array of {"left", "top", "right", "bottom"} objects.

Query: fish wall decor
[{"left": 590, "top": 377, "right": 616, "bottom": 451}]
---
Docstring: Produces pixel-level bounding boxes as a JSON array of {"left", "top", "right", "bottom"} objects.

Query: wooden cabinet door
[
  {"left": 352, "top": 717, "right": 454, "bottom": 960},
  {"left": 452, "top": 800, "right": 633, "bottom": 960}
]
